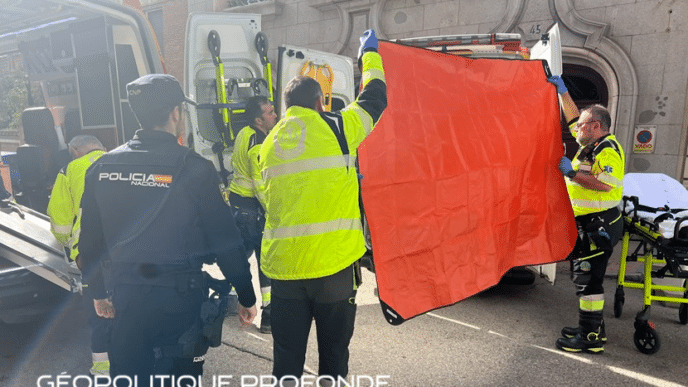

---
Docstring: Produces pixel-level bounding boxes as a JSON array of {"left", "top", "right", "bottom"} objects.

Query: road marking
[
  {"left": 426, "top": 312, "right": 481, "bottom": 330},
  {"left": 606, "top": 366, "right": 687, "bottom": 387},
  {"left": 245, "top": 332, "right": 270, "bottom": 342},
  {"left": 531, "top": 344, "right": 594, "bottom": 364},
  {"left": 428, "top": 313, "right": 686, "bottom": 387}
]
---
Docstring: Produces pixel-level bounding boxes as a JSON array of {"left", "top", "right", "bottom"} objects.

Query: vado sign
[{"left": 633, "top": 125, "right": 656, "bottom": 154}]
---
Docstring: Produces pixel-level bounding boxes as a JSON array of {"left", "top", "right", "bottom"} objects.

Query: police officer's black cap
[{"left": 126, "top": 74, "right": 196, "bottom": 118}]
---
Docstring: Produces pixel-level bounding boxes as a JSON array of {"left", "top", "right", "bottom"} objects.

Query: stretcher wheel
[
  {"left": 614, "top": 287, "right": 625, "bottom": 318},
  {"left": 633, "top": 323, "right": 660, "bottom": 355}
]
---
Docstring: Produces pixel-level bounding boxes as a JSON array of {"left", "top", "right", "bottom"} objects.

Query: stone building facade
[{"left": 143, "top": 0, "right": 688, "bottom": 183}]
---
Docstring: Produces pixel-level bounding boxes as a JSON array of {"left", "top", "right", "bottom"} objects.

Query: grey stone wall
[{"left": 225, "top": 0, "right": 688, "bottom": 181}]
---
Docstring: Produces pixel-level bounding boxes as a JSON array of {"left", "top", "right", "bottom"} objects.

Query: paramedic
[
  {"left": 47, "top": 134, "right": 109, "bottom": 375},
  {"left": 258, "top": 29, "right": 386, "bottom": 383},
  {"left": 228, "top": 95, "right": 277, "bottom": 334},
  {"left": 79, "top": 74, "right": 257, "bottom": 385},
  {"left": 549, "top": 76, "right": 625, "bottom": 354}
]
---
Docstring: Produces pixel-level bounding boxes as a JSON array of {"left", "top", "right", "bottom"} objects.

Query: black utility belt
[
  {"left": 109, "top": 267, "right": 206, "bottom": 291},
  {"left": 228, "top": 192, "right": 263, "bottom": 213},
  {"left": 576, "top": 206, "right": 619, "bottom": 225}
]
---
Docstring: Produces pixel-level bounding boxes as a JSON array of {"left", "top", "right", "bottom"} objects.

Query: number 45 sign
[{"left": 633, "top": 125, "right": 656, "bottom": 154}]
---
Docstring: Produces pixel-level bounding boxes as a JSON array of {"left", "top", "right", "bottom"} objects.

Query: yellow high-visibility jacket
[
  {"left": 228, "top": 125, "right": 266, "bottom": 206},
  {"left": 258, "top": 51, "right": 386, "bottom": 280},
  {"left": 47, "top": 150, "right": 105, "bottom": 259},
  {"left": 566, "top": 132, "right": 625, "bottom": 217}
]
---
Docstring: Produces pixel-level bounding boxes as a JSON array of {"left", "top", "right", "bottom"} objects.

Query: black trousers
[
  {"left": 109, "top": 284, "right": 204, "bottom": 387},
  {"left": 82, "top": 285, "right": 111, "bottom": 354},
  {"left": 232, "top": 206, "right": 270, "bottom": 291},
  {"left": 271, "top": 265, "right": 357, "bottom": 380},
  {"left": 570, "top": 207, "right": 623, "bottom": 296}
]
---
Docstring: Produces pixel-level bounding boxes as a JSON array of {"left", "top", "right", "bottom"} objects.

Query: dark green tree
[{"left": 0, "top": 71, "right": 43, "bottom": 131}]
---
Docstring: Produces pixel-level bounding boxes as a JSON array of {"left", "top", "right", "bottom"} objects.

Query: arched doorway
[{"left": 561, "top": 64, "right": 609, "bottom": 160}]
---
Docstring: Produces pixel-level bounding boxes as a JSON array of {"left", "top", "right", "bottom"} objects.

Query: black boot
[
  {"left": 556, "top": 330, "right": 604, "bottom": 354},
  {"left": 561, "top": 319, "right": 606, "bottom": 342},
  {"left": 259, "top": 304, "right": 271, "bottom": 334},
  {"left": 556, "top": 310, "right": 604, "bottom": 354}
]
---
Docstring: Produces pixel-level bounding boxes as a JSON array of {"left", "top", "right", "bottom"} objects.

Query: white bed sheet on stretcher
[{"left": 623, "top": 173, "right": 688, "bottom": 239}]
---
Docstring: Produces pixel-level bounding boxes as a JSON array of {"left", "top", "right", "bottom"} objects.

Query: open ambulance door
[
  {"left": 275, "top": 45, "right": 355, "bottom": 118},
  {"left": 0, "top": 1, "right": 164, "bottom": 318},
  {"left": 184, "top": 13, "right": 269, "bottom": 184},
  {"left": 528, "top": 23, "right": 562, "bottom": 284}
]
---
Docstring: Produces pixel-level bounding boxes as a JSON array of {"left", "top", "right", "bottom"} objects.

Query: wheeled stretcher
[{"left": 615, "top": 174, "right": 688, "bottom": 354}]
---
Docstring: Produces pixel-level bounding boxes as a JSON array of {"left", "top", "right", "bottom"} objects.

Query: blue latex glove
[
  {"left": 548, "top": 75, "right": 568, "bottom": 95},
  {"left": 559, "top": 156, "right": 575, "bottom": 178},
  {"left": 358, "top": 29, "right": 378, "bottom": 63}
]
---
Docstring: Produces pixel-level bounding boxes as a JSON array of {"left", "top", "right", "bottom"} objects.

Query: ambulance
[{"left": 0, "top": 0, "right": 562, "bottom": 323}]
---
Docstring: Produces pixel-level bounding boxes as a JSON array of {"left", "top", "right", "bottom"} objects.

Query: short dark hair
[
  {"left": 284, "top": 76, "right": 322, "bottom": 109},
  {"left": 583, "top": 104, "right": 612, "bottom": 132},
  {"left": 246, "top": 96, "right": 270, "bottom": 125},
  {"left": 126, "top": 74, "right": 195, "bottom": 130},
  {"left": 134, "top": 104, "right": 180, "bottom": 130}
]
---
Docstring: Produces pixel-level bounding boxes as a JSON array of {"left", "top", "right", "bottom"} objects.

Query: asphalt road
[{"left": 2, "top": 257, "right": 687, "bottom": 387}]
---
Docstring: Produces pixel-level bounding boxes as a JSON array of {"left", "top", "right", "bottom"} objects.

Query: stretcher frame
[{"left": 615, "top": 196, "right": 688, "bottom": 354}]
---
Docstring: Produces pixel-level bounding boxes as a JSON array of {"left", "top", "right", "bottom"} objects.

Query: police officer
[
  {"left": 228, "top": 95, "right": 277, "bottom": 334},
  {"left": 46, "top": 134, "right": 109, "bottom": 375},
  {"left": 549, "top": 76, "right": 625, "bottom": 354},
  {"left": 258, "top": 30, "right": 386, "bottom": 383},
  {"left": 79, "top": 74, "right": 257, "bottom": 385}
]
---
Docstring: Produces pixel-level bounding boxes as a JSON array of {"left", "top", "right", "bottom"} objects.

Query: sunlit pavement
[{"left": 3, "top": 255, "right": 687, "bottom": 387}]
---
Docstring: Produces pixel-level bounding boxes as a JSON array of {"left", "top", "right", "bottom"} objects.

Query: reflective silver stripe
[
  {"left": 597, "top": 173, "right": 622, "bottom": 187},
  {"left": 274, "top": 117, "right": 307, "bottom": 160},
  {"left": 343, "top": 104, "right": 374, "bottom": 135},
  {"left": 52, "top": 223, "right": 72, "bottom": 235},
  {"left": 263, "top": 154, "right": 349, "bottom": 180},
  {"left": 571, "top": 198, "right": 620, "bottom": 210},
  {"left": 348, "top": 154, "right": 357, "bottom": 169},
  {"left": 232, "top": 175, "right": 253, "bottom": 189},
  {"left": 69, "top": 226, "right": 79, "bottom": 248},
  {"left": 579, "top": 294, "right": 605, "bottom": 312},
  {"left": 264, "top": 218, "right": 362, "bottom": 239},
  {"left": 361, "top": 68, "right": 385, "bottom": 85}
]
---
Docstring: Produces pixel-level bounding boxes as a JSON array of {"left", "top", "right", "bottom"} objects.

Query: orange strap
[{"left": 300, "top": 61, "right": 334, "bottom": 111}]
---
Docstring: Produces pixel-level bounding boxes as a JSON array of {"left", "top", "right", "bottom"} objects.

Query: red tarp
[{"left": 358, "top": 41, "right": 577, "bottom": 323}]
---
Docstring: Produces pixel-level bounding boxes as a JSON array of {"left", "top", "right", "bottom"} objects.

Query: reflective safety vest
[
  {"left": 567, "top": 134, "right": 625, "bottom": 217},
  {"left": 258, "top": 51, "right": 386, "bottom": 280},
  {"left": 228, "top": 125, "right": 266, "bottom": 206},
  {"left": 47, "top": 150, "right": 105, "bottom": 260}
]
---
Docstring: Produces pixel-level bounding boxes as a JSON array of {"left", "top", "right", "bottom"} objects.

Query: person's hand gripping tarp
[
  {"left": 548, "top": 75, "right": 568, "bottom": 95},
  {"left": 559, "top": 157, "right": 576, "bottom": 179},
  {"left": 357, "top": 29, "right": 378, "bottom": 70}
]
